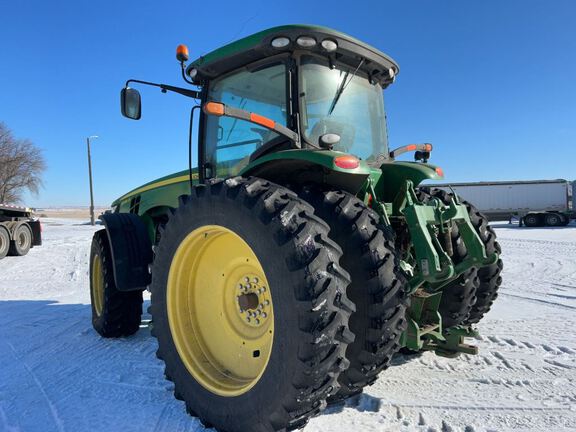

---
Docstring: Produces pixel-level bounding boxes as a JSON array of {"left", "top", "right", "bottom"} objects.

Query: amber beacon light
[{"left": 176, "top": 44, "right": 189, "bottom": 62}]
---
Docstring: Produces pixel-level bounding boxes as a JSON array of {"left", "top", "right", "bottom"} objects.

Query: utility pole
[{"left": 86, "top": 135, "right": 98, "bottom": 225}]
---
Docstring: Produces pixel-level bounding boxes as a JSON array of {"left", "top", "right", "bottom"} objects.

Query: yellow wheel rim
[
  {"left": 92, "top": 254, "right": 105, "bottom": 316},
  {"left": 167, "top": 225, "right": 274, "bottom": 397}
]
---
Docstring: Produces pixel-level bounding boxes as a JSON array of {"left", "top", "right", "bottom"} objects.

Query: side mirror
[{"left": 120, "top": 87, "right": 141, "bottom": 120}]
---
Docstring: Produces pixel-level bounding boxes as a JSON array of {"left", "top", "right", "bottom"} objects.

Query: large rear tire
[
  {"left": 8, "top": 223, "right": 32, "bottom": 256},
  {"left": 0, "top": 225, "right": 9, "bottom": 259},
  {"left": 150, "top": 177, "right": 354, "bottom": 432},
  {"left": 463, "top": 203, "right": 503, "bottom": 324},
  {"left": 89, "top": 230, "right": 143, "bottom": 337},
  {"left": 300, "top": 188, "right": 409, "bottom": 403}
]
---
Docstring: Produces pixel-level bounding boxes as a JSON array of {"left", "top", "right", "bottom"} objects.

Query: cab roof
[{"left": 187, "top": 24, "right": 399, "bottom": 87}]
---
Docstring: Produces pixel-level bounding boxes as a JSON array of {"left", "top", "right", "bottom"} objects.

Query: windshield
[{"left": 299, "top": 55, "right": 388, "bottom": 162}]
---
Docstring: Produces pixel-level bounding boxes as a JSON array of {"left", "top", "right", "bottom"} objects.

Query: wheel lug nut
[
  {"left": 262, "top": 312, "right": 267, "bottom": 318},
  {"left": 255, "top": 319, "right": 260, "bottom": 325},
  {"left": 253, "top": 277, "right": 259, "bottom": 283},
  {"left": 246, "top": 317, "right": 251, "bottom": 322},
  {"left": 245, "top": 277, "right": 250, "bottom": 283},
  {"left": 264, "top": 300, "right": 270, "bottom": 306}
]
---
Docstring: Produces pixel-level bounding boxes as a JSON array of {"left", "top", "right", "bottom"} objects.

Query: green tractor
[{"left": 89, "top": 25, "right": 502, "bottom": 432}]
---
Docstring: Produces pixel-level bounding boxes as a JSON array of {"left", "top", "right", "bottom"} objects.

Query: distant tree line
[{"left": 0, "top": 122, "right": 46, "bottom": 204}]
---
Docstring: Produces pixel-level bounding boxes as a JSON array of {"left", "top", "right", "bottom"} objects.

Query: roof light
[
  {"left": 435, "top": 167, "right": 444, "bottom": 178},
  {"left": 334, "top": 155, "right": 360, "bottom": 169},
  {"left": 388, "top": 67, "right": 396, "bottom": 79},
  {"left": 271, "top": 37, "right": 290, "bottom": 48},
  {"left": 321, "top": 39, "right": 338, "bottom": 52},
  {"left": 176, "top": 44, "right": 189, "bottom": 62},
  {"left": 188, "top": 68, "right": 198, "bottom": 79},
  {"left": 296, "top": 36, "right": 316, "bottom": 48}
]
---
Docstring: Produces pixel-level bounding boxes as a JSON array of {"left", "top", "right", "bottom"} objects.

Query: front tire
[
  {"left": 150, "top": 177, "right": 354, "bottom": 432},
  {"left": 300, "top": 189, "right": 409, "bottom": 403},
  {"left": 89, "top": 231, "right": 143, "bottom": 337}
]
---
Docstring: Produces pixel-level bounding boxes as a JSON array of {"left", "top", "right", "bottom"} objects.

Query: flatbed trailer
[
  {"left": 427, "top": 179, "right": 574, "bottom": 227},
  {"left": 0, "top": 204, "right": 42, "bottom": 259}
]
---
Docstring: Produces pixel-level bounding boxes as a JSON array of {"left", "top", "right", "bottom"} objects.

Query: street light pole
[{"left": 86, "top": 135, "right": 98, "bottom": 226}]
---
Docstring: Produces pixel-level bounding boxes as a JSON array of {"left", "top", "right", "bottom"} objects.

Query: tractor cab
[{"left": 121, "top": 25, "right": 398, "bottom": 180}]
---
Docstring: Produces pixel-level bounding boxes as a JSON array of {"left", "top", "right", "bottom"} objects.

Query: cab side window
[{"left": 204, "top": 63, "right": 287, "bottom": 177}]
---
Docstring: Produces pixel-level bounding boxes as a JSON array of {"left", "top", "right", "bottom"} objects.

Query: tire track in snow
[{"left": 5, "top": 341, "right": 65, "bottom": 432}]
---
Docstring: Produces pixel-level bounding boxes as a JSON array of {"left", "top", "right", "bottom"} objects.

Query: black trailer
[{"left": 0, "top": 204, "right": 42, "bottom": 259}]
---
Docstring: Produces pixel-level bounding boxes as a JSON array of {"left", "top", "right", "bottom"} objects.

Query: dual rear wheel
[
  {"left": 0, "top": 223, "right": 33, "bottom": 259},
  {"left": 89, "top": 179, "right": 497, "bottom": 431}
]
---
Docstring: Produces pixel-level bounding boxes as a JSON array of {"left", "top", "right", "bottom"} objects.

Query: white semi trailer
[{"left": 426, "top": 179, "right": 574, "bottom": 227}]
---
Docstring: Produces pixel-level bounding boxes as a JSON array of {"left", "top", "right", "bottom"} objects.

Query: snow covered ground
[{"left": 1, "top": 219, "right": 575, "bottom": 432}]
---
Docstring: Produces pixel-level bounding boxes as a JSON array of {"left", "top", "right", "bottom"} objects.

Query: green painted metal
[
  {"left": 400, "top": 291, "right": 444, "bottom": 351},
  {"left": 400, "top": 291, "right": 480, "bottom": 357},
  {"left": 240, "top": 149, "right": 371, "bottom": 176},
  {"left": 189, "top": 24, "right": 399, "bottom": 76},
  {"left": 375, "top": 161, "right": 443, "bottom": 202}
]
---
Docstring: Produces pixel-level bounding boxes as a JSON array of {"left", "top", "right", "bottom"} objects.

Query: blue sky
[{"left": 1, "top": 0, "right": 575, "bottom": 207}]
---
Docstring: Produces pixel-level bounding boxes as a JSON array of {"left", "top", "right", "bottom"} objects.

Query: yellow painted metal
[
  {"left": 91, "top": 254, "right": 105, "bottom": 316},
  {"left": 167, "top": 225, "right": 274, "bottom": 397}
]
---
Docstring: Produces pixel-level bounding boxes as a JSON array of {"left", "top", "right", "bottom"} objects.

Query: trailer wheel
[
  {"left": 417, "top": 189, "right": 480, "bottom": 328},
  {"left": 90, "top": 230, "right": 143, "bottom": 337},
  {"left": 524, "top": 214, "right": 543, "bottom": 227},
  {"left": 8, "top": 223, "right": 32, "bottom": 256},
  {"left": 300, "top": 188, "right": 409, "bottom": 403},
  {"left": 545, "top": 213, "right": 563, "bottom": 227},
  {"left": 0, "top": 225, "right": 9, "bottom": 259},
  {"left": 150, "top": 177, "right": 353, "bottom": 432}
]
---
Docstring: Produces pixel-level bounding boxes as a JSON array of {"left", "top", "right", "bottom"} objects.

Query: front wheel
[
  {"left": 150, "top": 177, "right": 354, "bottom": 432},
  {"left": 89, "top": 231, "right": 143, "bottom": 337}
]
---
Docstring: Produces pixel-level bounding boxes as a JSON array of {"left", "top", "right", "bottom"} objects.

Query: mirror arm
[
  {"left": 125, "top": 79, "right": 200, "bottom": 99},
  {"left": 180, "top": 62, "right": 196, "bottom": 86}
]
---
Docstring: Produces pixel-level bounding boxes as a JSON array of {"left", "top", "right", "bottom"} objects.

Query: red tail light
[{"left": 334, "top": 156, "right": 360, "bottom": 169}]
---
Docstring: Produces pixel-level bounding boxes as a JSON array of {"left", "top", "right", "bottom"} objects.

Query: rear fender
[
  {"left": 241, "top": 149, "right": 371, "bottom": 194},
  {"left": 376, "top": 161, "right": 443, "bottom": 202},
  {"left": 99, "top": 213, "right": 153, "bottom": 291}
]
